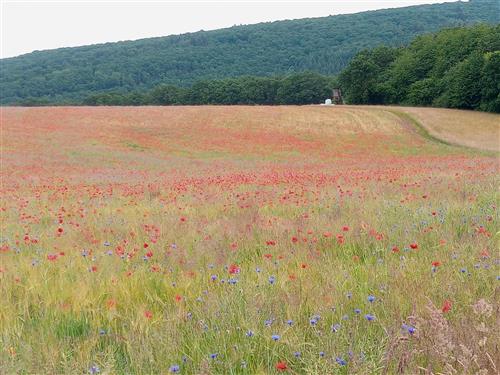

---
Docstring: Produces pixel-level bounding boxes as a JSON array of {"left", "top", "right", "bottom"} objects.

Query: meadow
[{"left": 1, "top": 105, "right": 499, "bottom": 374}]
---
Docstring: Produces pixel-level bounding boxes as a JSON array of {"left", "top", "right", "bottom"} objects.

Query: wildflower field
[{"left": 1, "top": 105, "right": 499, "bottom": 374}]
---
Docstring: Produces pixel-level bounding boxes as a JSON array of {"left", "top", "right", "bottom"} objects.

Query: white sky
[{"left": 1, "top": 0, "right": 460, "bottom": 58}]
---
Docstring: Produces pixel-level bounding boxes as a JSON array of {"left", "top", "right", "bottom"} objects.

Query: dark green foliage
[
  {"left": 480, "top": 51, "right": 500, "bottom": 112},
  {"left": 82, "top": 72, "right": 334, "bottom": 106},
  {"left": 276, "top": 72, "right": 333, "bottom": 104},
  {"left": 338, "top": 47, "right": 400, "bottom": 104},
  {"left": 339, "top": 24, "right": 500, "bottom": 112},
  {"left": 1, "top": 0, "right": 498, "bottom": 105}
]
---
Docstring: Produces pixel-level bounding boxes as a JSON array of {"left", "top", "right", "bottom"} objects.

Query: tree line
[
  {"left": 81, "top": 72, "right": 335, "bottom": 106},
  {"left": 339, "top": 24, "right": 500, "bottom": 112}
]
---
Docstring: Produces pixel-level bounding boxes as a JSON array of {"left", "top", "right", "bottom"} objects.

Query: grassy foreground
[{"left": 0, "top": 106, "right": 499, "bottom": 374}]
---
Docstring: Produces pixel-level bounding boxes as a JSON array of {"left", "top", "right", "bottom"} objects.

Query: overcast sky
[{"left": 1, "top": 0, "right": 459, "bottom": 58}]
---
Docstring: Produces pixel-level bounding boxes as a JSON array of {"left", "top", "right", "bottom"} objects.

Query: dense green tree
[
  {"left": 276, "top": 72, "right": 332, "bottom": 104},
  {"left": 339, "top": 24, "right": 500, "bottom": 112},
  {"left": 437, "top": 52, "right": 485, "bottom": 109},
  {"left": 149, "top": 85, "right": 187, "bottom": 105},
  {"left": 480, "top": 51, "right": 500, "bottom": 112},
  {"left": 338, "top": 47, "right": 399, "bottom": 104}
]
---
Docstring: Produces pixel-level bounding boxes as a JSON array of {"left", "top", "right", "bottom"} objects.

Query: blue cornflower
[
  {"left": 346, "top": 292, "right": 352, "bottom": 299},
  {"left": 265, "top": 318, "right": 273, "bottom": 327},
  {"left": 103, "top": 241, "right": 111, "bottom": 247},
  {"left": 255, "top": 267, "right": 261, "bottom": 273},
  {"left": 268, "top": 276, "right": 276, "bottom": 284},
  {"left": 169, "top": 364, "right": 180, "bottom": 373},
  {"left": 365, "top": 314, "right": 375, "bottom": 321},
  {"left": 294, "top": 351, "right": 301, "bottom": 358},
  {"left": 460, "top": 268, "right": 467, "bottom": 273},
  {"left": 354, "top": 308, "right": 361, "bottom": 314},
  {"left": 402, "top": 324, "right": 416, "bottom": 335},
  {"left": 319, "top": 351, "right": 325, "bottom": 357},
  {"left": 210, "top": 275, "right": 217, "bottom": 281},
  {"left": 89, "top": 365, "right": 100, "bottom": 374},
  {"left": 286, "top": 319, "right": 294, "bottom": 326},
  {"left": 98, "top": 329, "right": 106, "bottom": 336},
  {"left": 336, "top": 357, "right": 347, "bottom": 366},
  {"left": 228, "top": 278, "right": 238, "bottom": 285},
  {"left": 367, "top": 295, "right": 376, "bottom": 303},
  {"left": 271, "top": 334, "right": 280, "bottom": 341},
  {"left": 209, "top": 353, "right": 218, "bottom": 359},
  {"left": 246, "top": 330, "right": 254, "bottom": 337}
]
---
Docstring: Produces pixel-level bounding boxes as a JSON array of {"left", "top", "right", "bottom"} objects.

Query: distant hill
[{"left": 1, "top": 0, "right": 498, "bottom": 105}]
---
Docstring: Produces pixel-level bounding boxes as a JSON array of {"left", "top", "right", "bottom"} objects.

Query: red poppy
[
  {"left": 266, "top": 240, "right": 276, "bottom": 246},
  {"left": 291, "top": 236, "right": 298, "bottom": 243},
  {"left": 432, "top": 261, "right": 441, "bottom": 267},
  {"left": 145, "top": 251, "right": 153, "bottom": 258},
  {"left": 228, "top": 264, "right": 240, "bottom": 274},
  {"left": 275, "top": 361, "right": 288, "bottom": 371},
  {"left": 143, "top": 243, "right": 149, "bottom": 248},
  {"left": 264, "top": 253, "right": 273, "bottom": 259},
  {"left": 442, "top": 300, "right": 452, "bottom": 313},
  {"left": 342, "top": 226, "right": 350, "bottom": 232},
  {"left": 392, "top": 246, "right": 400, "bottom": 253},
  {"left": 57, "top": 227, "right": 63, "bottom": 233},
  {"left": 144, "top": 310, "right": 153, "bottom": 319},
  {"left": 336, "top": 234, "right": 345, "bottom": 244},
  {"left": 410, "top": 243, "right": 418, "bottom": 249},
  {"left": 174, "top": 294, "right": 182, "bottom": 302}
]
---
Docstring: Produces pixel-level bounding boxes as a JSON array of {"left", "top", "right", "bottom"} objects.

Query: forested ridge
[{"left": 1, "top": 0, "right": 498, "bottom": 105}]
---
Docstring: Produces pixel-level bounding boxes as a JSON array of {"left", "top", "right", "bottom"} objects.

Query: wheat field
[{"left": 1, "top": 105, "right": 498, "bottom": 374}]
